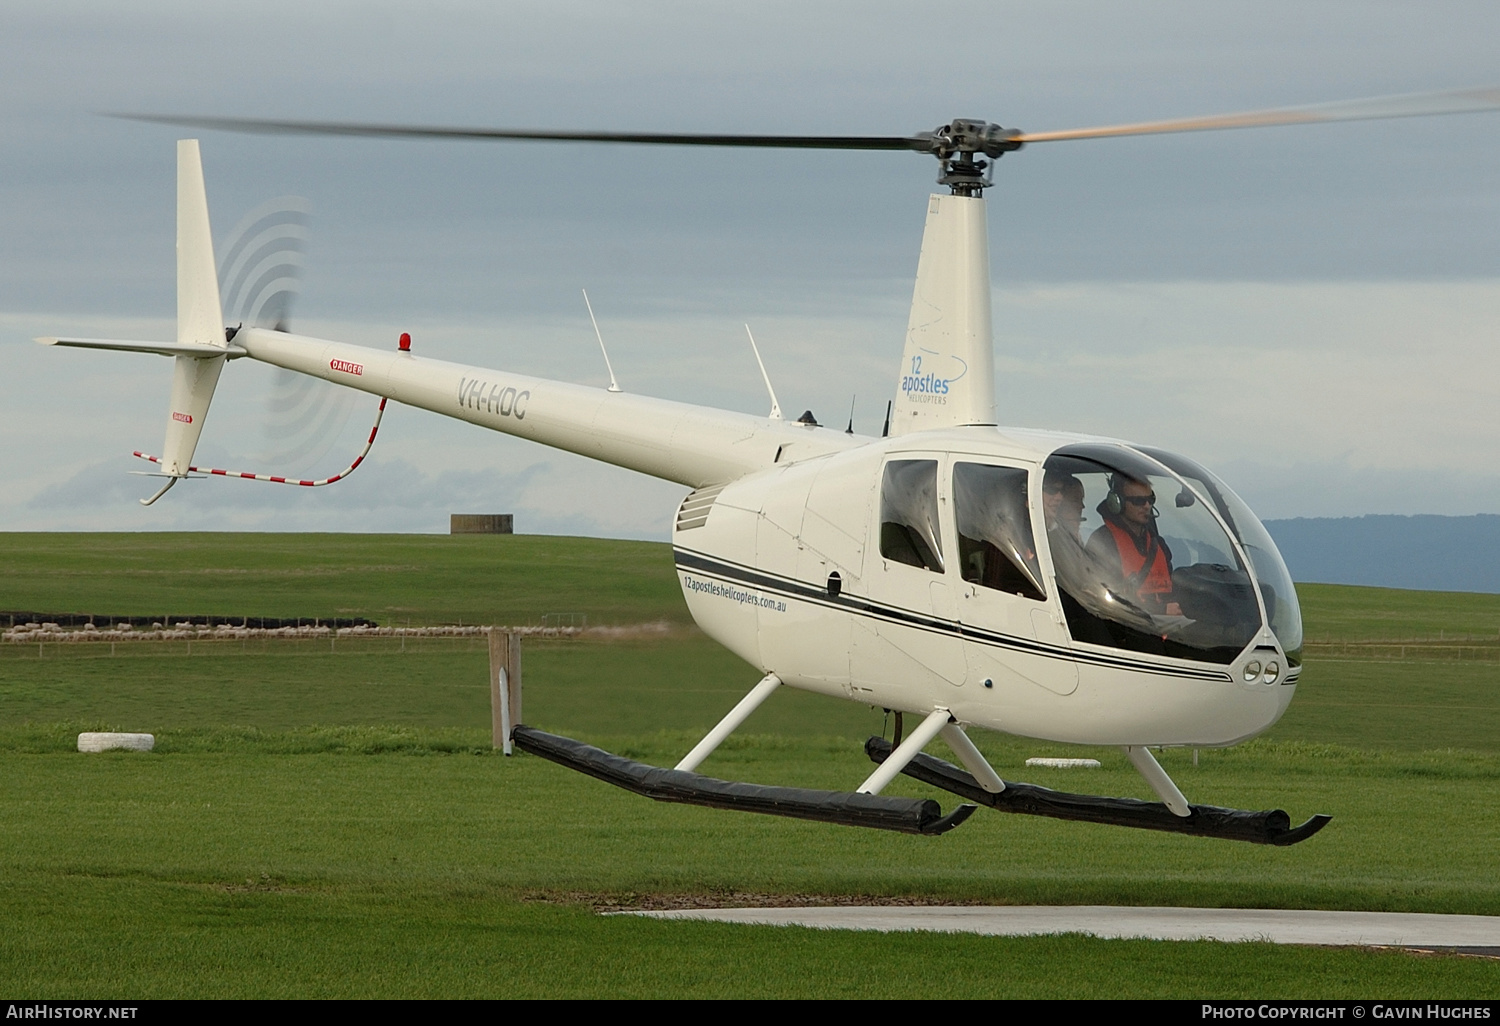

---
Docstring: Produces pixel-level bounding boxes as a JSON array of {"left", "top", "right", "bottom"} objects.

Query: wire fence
[
  {"left": 1303, "top": 639, "right": 1500, "bottom": 661},
  {"left": 11, "top": 619, "right": 1492, "bottom": 661},
  {"left": 0, "top": 619, "right": 678, "bottom": 660}
]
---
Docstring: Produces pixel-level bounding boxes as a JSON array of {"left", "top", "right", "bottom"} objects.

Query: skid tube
[
  {"left": 865, "top": 737, "right": 1331, "bottom": 846},
  {"left": 513, "top": 726, "right": 976, "bottom": 835}
]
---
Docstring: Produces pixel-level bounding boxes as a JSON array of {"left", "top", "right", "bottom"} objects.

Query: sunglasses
[{"left": 1121, "top": 493, "right": 1156, "bottom": 507}]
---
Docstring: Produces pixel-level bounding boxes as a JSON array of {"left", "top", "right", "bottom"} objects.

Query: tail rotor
[{"left": 218, "top": 195, "right": 310, "bottom": 332}]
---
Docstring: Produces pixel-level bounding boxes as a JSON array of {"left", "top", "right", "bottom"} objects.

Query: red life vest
[{"left": 1102, "top": 519, "right": 1172, "bottom": 604}]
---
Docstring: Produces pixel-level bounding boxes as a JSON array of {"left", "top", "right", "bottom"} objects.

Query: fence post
[{"left": 488, "top": 628, "right": 523, "bottom": 755}]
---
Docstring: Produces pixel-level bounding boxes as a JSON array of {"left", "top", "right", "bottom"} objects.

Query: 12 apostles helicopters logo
[{"left": 899, "top": 352, "right": 964, "bottom": 405}]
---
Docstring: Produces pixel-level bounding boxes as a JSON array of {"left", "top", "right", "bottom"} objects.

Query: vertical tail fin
[
  {"left": 889, "top": 193, "right": 995, "bottom": 436},
  {"left": 158, "top": 140, "right": 227, "bottom": 478}
]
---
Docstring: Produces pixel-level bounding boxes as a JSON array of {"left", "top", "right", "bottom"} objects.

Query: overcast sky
[{"left": 4, "top": 1, "right": 1500, "bottom": 538}]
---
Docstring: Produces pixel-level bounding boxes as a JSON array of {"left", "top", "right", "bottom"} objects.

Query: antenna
[
  {"left": 882, "top": 400, "right": 892, "bottom": 438},
  {"left": 582, "top": 289, "right": 621, "bottom": 393},
  {"left": 744, "top": 324, "right": 782, "bottom": 420},
  {"left": 846, "top": 394, "right": 856, "bottom": 435}
]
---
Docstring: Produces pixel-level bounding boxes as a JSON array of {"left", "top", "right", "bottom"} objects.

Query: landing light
[{"left": 1242, "top": 661, "right": 1262, "bottom": 683}]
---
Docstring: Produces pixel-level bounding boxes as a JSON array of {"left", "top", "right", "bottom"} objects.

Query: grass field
[
  {"left": 0, "top": 532, "right": 690, "bottom": 627},
  {"left": 1, "top": 533, "right": 1498, "bottom": 998},
  {"left": 1299, "top": 583, "right": 1500, "bottom": 643}
]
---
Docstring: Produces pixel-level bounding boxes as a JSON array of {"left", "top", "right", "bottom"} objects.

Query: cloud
[
  {"left": 9, "top": 275, "right": 1500, "bottom": 535},
  {"left": 6, "top": 3, "right": 1500, "bottom": 534},
  {"left": 18, "top": 449, "right": 682, "bottom": 539}
]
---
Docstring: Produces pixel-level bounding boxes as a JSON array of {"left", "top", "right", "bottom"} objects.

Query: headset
[{"left": 1104, "top": 473, "right": 1158, "bottom": 519}]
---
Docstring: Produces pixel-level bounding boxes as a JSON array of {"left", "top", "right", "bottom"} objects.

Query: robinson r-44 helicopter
[{"left": 42, "top": 87, "right": 1500, "bottom": 845}]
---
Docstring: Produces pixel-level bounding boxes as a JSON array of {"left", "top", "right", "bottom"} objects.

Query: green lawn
[
  {"left": 0, "top": 532, "right": 689, "bottom": 627},
  {"left": 1, "top": 534, "right": 1498, "bottom": 998},
  {"left": 1299, "top": 582, "right": 1500, "bottom": 642},
  {"left": 3, "top": 741, "right": 1497, "bottom": 998}
]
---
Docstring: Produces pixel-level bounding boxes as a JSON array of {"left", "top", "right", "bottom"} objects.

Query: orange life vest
[{"left": 1102, "top": 519, "right": 1172, "bottom": 604}]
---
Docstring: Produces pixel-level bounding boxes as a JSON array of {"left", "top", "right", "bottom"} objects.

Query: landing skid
[
  {"left": 865, "top": 737, "right": 1330, "bottom": 846},
  {"left": 513, "top": 725, "right": 976, "bottom": 835}
]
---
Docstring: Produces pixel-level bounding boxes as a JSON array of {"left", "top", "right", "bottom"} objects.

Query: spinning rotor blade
[
  {"left": 118, "top": 85, "right": 1500, "bottom": 158},
  {"left": 1014, "top": 85, "right": 1500, "bottom": 143},
  {"left": 218, "top": 196, "right": 310, "bottom": 331},
  {"left": 113, "top": 113, "right": 930, "bottom": 152}
]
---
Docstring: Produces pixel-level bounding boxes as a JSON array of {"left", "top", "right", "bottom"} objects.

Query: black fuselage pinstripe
[{"left": 674, "top": 546, "right": 1235, "bottom": 684}]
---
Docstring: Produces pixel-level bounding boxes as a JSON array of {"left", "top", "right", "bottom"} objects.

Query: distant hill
[{"left": 1263, "top": 514, "right": 1500, "bottom": 594}]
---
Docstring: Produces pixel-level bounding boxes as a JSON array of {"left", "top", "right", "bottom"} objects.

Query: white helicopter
[{"left": 41, "top": 87, "right": 1500, "bottom": 844}]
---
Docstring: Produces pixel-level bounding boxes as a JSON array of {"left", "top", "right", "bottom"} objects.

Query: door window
[
  {"left": 952, "top": 462, "right": 1045, "bottom": 601},
  {"left": 879, "top": 459, "right": 944, "bottom": 572}
]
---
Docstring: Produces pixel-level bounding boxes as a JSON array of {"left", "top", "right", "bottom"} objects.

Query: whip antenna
[
  {"left": 582, "top": 289, "right": 621, "bottom": 393},
  {"left": 744, "top": 324, "right": 782, "bottom": 420}
]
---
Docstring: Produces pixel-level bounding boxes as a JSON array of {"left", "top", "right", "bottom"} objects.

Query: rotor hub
[
  {"left": 917, "top": 120, "right": 1024, "bottom": 196},
  {"left": 928, "top": 119, "right": 1025, "bottom": 160}
]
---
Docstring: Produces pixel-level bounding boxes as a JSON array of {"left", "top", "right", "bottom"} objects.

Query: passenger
[
  {"left": 1086, "top": 473, "right": 1179, "bottom": 615},
  {"left": 1041, "top": 470, "right": 1095, "bottom": 620},
  {"left": 1042, "top": 470, "right": 1086, "bottom": 544}
]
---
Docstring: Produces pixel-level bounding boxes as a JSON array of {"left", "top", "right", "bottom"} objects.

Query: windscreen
[
  {"left": 1042, "top": 445, "right": 1262, "bottom": 664},
  {"left": 1135, "top": 446, "right": 1304, "bottom": 665}
]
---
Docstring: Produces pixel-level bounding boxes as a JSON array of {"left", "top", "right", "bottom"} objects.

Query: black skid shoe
[
  {"left": 865, "top": 737, "right": 1330, "bottom": 846},
  {"left": 513, "top": 726, "right": 975, "bottom": 835}
]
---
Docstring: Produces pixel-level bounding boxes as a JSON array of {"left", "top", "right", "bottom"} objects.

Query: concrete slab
[{"left": 629, "top": 905, "right": 1500, "bottom": 950}]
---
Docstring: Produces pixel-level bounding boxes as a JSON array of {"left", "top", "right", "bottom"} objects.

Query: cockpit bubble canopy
[
  {"left": 1135, "top": 445, "right": 1303, "bottom": 665},
  {"left": 1040, "top": 444, "right": 1301, "bottom": 667}
]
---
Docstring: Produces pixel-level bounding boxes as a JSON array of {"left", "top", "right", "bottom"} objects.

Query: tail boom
[{"left": 237, "top": 328, "right": 864, "bottom": 489}]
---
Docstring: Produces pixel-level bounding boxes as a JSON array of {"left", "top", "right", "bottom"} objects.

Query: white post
[
  {"left": 675, "top": 674, "right": 781, "bottom": 772},
  {"left": 858, "top": 708, "right": 952, "bottom": 795},
  {"left": 489, "top": 628, "right": 519, "bottom": 756},
  {"left": 1123, "top": 745, "right": 1190, "bottom": 817},
  {"left": 498, "top": 667, "right": 512, "bottom": 757}
]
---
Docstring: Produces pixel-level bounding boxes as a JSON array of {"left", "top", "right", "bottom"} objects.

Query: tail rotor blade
[{"left": 217, "top": 196, "right": 311, "bottom": 331}]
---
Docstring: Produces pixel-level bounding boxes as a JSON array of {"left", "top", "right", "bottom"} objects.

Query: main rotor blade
[
  {"left": 115, "top": 85, "right": 1500, "bottom": 158},
  {"left": 111, "top": 113, "right": 930, "bottom": 152},
  {"left": 1014, "top": 85, "right": 1500, "bottom": 143}
]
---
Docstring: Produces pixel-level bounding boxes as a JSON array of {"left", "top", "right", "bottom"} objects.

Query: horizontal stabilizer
[
  {"left": 35, "top": 336, "right": 247, "bottom": 359},
  {"left": 865, "top": 737, "right": 1331, "bottom": 845},
  {"left": 514, "top": 725, "right": 975, "bottom": 835}
]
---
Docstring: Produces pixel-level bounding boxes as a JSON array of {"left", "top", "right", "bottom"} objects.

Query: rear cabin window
[
  {"left": 879, "top": 459, "right": 944, "bottom": 572},
  {"left": 953, "top": 462, "right": 1045, "bottom": 601}
]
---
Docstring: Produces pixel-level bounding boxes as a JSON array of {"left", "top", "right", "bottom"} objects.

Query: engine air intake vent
[{"left": 675, "top": 485, "right": 725, "bottom": 532}]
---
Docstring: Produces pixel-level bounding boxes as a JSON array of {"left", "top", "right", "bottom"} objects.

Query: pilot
[
  {"left": 1042, "top": 470, "right": 1085, "bottom": 544},
  {"left": 1086, "top": 473, "right": 1178, "bottom": 614}
]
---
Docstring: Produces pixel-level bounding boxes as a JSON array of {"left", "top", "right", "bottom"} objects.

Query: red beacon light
[{"left": 398, "top": 332, "right": 411, "bottom": 352}]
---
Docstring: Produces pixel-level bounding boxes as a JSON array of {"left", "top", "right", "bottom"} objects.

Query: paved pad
[{"left": 630, "top": 905, "right": 1500, "bottom": 950}]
